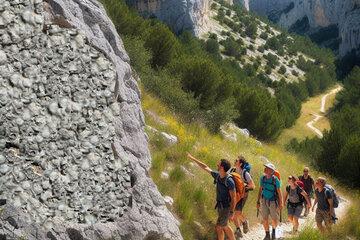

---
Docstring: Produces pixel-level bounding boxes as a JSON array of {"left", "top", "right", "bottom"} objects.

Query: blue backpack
[
  {"left": 325, "top": 184, "right": 339, "bottom": 208},
  {"left": 242, "top": 162, "right": 251, "bottom": 183}
]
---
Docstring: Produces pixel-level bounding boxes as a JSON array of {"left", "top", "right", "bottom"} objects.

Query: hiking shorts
[
  {"left": 287, "top": 204, "right": 303, "bottom": 218},
  {"left": 235, "top": 194, "right": 248, "bottom": 211},
  {"left": 315, "top": 209, "right": 332, "bottom": 226},
  {"left": 261, "top": 198, "right": 279, "bottom": 222},
  {"left": 217, "top": 207, "right": 232, "bottom": 227}
]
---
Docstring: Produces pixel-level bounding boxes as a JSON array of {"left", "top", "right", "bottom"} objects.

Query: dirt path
[
  {"left": 306, "top": 86, "right": 342, "bottom": 138},
  {"left": 241, "top": 197, "right": 351, "bottom": 240}
]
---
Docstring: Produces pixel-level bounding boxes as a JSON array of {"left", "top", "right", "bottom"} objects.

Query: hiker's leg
[
  {"left": 269, "top": 201, "right": 279, "bottom": 228},
  {"left": 323, "top": 212, "right": 332, "bottom": 232},
  {"left": 293, "top": 216, "right": 299, "bottom": 231},
  {"left": 216, "top": 207, "right": 232, "bottom": 240},
  {"left": 234, "top": 211, "right": 242, "bottom": 228},
  {"left": 224, "top": 225, "right": 235, "bottom": 240},
  {"left": 234, "top": 200, "right": 242, "bottom": 228},
  {"left": 288, "top": 215, "right": 294, "bottom": 224},
  {"left": 216, "top": 225, "right": 225, "bottom": 240},
  {"left": 315, "top": 209, "right": 325, "bottom": 232},
  {"left": 261, "top": 199, "right": 271, "bottom": 231},
  {"left": 293, "top": 206, "right": 303, "bottom": 231}
]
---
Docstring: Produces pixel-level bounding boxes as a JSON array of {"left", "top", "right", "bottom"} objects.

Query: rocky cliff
[
  {"left": 126, "top": 0, "right": 211, "bottom": 35},
  {"left": 241, "top": 0, "right": 360, "bottom": 57},
  {"left": 0, "top": 0, "right": 182, "bottom": 239}
]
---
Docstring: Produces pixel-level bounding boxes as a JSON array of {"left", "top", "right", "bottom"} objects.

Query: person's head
[
  {"left": 234, "top": 155, "right": 247, "bottom": 169},
  {"left": 288, "top": 175, "right": 297, "bottom": 186},
  {"left": 315, "top": 177, "right": 326, "bottom": 190},
  {"left": 218, "top": 159, "right": 231, "bottom": 174},
  {"left": 263, "top": 163, "right": 275, "bottom": 177},
  {"left": 303, "top": 167, "right": 310, "bottom": 177}
]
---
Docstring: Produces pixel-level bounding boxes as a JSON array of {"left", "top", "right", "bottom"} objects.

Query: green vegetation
[
  {"left": 288, "top": 67, "right": 360, "bottom": 187},
  {"left": 142, "top": 91, "right": 334, "bottom": 240}
]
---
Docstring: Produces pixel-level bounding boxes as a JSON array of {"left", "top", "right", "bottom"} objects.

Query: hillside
[
  {"left": 142, "top": 89, "right": 355, "bottom": 240},
  {"left": 200, "top": 0, "right": 308, "bottom": 83}
]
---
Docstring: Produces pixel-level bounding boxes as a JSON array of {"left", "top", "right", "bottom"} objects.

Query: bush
[
  {"left": 292, "top": 69, "right": 299, "bottom": 76},
  {"left": 205, "top": 38, "right": 219, "bottom": 55},
  {"left": 278, "top": 65, "right": 287, "bottom": 74},
  {"left": 265, "top": 53, "right": 279, "bottom": 68},
  {"left": 222, "top": 38, "right": 241, "bottom": 57},
  {"left": 226, "top": 9, "right": 231, "bottom": 16},
  {"left": 144, "top": 23, "right": 178, "bottom": 68},
  {"left": 258, "top": 45, "right": 265, "bottom": 53},
  {"left": 245, "top": 22, "right": 258, "bottom": 39},
  {"left": 209, "top": 33, "right": 218, "bottom": 40},
  {"left": 260, "top": 32, "right": 268, "bottom": 40}
]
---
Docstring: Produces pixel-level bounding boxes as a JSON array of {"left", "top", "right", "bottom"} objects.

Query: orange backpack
[
  {"left": 274, "top": 170, "right": 281, "bottom": 181},
  {"left": 229, "top": 172, "right": 246, "bottom": 202}
]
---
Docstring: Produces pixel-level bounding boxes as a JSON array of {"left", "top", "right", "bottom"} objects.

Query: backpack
[
  {"left": 242, "top": 162, "right": 251, "bottom": 183},
  {"left": 223, "top": 173, "right": 246, "bottom": 203},
  {"left": 296, "top": 180, "right": 305, "bottom": 190},
  {"left": 274, "top": 170, "right": 281, "bottom": 182},
  {"left": 286, "top": 185, "right": 305, "bottom": 203},
  {"left": 324, "top": 184, "right": 339, "bottom": 208}
]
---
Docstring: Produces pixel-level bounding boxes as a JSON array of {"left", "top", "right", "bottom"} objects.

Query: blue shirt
[
  {"left": 260, "top": 175, "right": 281, "bottom": 200},
  {"left": 315, "top": 188, "right": 332, "bottom": 211},
  {"left": 211, "top": 171, "right": 235, "bottom": 207}
]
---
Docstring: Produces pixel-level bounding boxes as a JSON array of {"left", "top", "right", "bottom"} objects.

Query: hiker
[
  {"left": 232, "top": 155, "right": 255, "bottom": 238},
  {"left": 283, "top": 175, "right": 311, "bottom": 234},
  {"left": 312, "top": 177, "right": 335, "bottom": 232},
  {"left": 257, "top": 163, "right": 283, "bottom": 240},
  {"left": 187, "top": 153, "right": 236, "bottom": 240},
  {"left": 298, "top": 167, "right": 315, "bottom": 217}
]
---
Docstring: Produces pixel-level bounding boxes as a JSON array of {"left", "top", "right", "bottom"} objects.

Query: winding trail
[
  {"left": 241, "top": 197, "right": 350, "bottom": 240},
  {"left": 306, "top": 86, "right": 343, "bottom": 138}
]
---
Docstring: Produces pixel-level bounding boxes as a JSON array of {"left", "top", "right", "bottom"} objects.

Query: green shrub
[
  {"left": 278, "top": 65, "right": 287, "bottom": 74},
  {"left": 205, "top": 38, "right": 220, "bottom": 55},
  {"left": 144, "top": 23, "right": 178, "bottom": 68},
  {"left": 260, "top": 32, "right": 268, "bottom": 40},
  {"left": 245, "top": 22, "right": 258, "bottom": 39}
]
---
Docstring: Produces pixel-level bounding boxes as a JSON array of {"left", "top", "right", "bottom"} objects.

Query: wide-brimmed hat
[{"left": 264, "top": 162, "right": 275, "bottom": 171}]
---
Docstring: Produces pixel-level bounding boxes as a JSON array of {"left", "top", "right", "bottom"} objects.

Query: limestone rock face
[
  {"left": 0, "top": 0, "right": 182, "bottom": 239},
  {"left": 240, "top": 0, "right": 360, "bottom": 57},
  {"left": 127, "top": 0, "right": 211, "bottom": 35}
]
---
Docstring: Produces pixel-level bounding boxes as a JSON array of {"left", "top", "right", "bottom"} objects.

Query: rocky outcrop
[
  {"left": 0, "top": 0, "right": 182, "bottom": 239},
  {"left": 126, "top": 0, "right": 211, "bottom": 35},
  {"left": 239, "top": 0, "right": 360, "bottom": 57}
]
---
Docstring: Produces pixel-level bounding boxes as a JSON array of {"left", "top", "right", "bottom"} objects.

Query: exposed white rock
[
  {"left": 161, "top": 171, "right": 170, "bottom": 179},
  {"left": 0, "top": 0, "right": 182, "bottom": 239},
  {"left": 160, "top": 131, "right": 178, "bottom": 145},
  {"left": 242, "top": 0, "right": 360, "bottom": 57},
  {"left": 127, "top": 0, "right": 211, "bottom": 36},
  {"left": 164, "top": 196, "right": 174, "bottom": 206}
]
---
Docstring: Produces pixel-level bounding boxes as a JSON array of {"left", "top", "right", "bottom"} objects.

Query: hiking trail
[
  {"left": 241, "top": 196, "right": 351, "bottom": 240},
  {"left": 306, "top": 86, "right": 343, "bottom": 138}
]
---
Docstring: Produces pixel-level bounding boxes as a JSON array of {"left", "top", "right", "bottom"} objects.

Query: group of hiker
[{"left": 187, "top": 153, "right": 339, "bottom": 240}]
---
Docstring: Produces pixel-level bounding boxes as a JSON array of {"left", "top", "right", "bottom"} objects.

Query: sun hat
[{"left": 264, "top": 162, "right": 275, "bottom": 171}]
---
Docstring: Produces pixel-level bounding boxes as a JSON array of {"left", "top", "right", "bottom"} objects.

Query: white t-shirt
[{"left": 235, "top": 167, "right": 252, "bottom": 184}]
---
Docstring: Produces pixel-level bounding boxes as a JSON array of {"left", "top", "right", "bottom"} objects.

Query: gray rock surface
[
  {"left": 238, "top": 0, "right": 360, "bottom": 57},
  {"left": 0, "top": 0, "right": 182, "bottom": 239},
  {"left": 126, "top": 0, "right": 210, "bottom": 35}
]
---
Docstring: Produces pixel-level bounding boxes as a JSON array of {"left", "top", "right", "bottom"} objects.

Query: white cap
[{"left": 264, "top": 162, "right": 276, "bottom": 171}]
